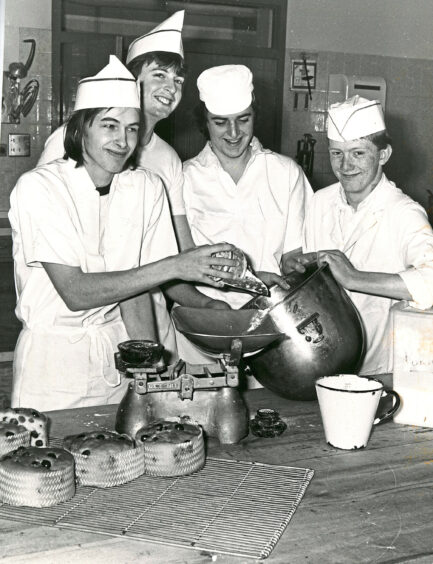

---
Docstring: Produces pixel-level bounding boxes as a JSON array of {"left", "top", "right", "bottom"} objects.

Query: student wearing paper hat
[
  {"left": 38, "top": 11, "right": 195, "bottom": 363},
  {"left": 300, "top": 95, "right": 433, "bottom": 375},
  {"left": 8, "top": 56, "right": 238, "bottom": 411},
  {"left": 39, "top": 10, "right": 189, "bottom": 246},
  {"left": 175, "top": 64, "right": 313, "bottom": 365}
]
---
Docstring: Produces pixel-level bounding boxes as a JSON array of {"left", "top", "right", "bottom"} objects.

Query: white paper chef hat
[
  {"left": 197, "top": 65, "right": 254, "bottom": 115},
  {"left": 74, "top": 55, "right": 140, "bottom": 111},
  {"left": 327, "top": 95, "right": 386, "bottom": 142},
  {"left": 126, "top": 11, "right": 184, "bottom": 65}
]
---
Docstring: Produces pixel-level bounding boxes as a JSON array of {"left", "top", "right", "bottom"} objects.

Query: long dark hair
[{"left": 63, "top": 107, "right": 142, "bottom": 169}]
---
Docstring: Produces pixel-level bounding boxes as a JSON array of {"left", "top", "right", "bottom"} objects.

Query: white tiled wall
[
  {"left": 1, "top": 19, "right": 52, "bottom": 211},
  {"left": 281, "top": 49, "right": 433, "bottom": 222}
]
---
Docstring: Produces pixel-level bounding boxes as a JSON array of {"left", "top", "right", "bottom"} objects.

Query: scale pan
[{"left": 171, "top": 307, "right": 282, "bottom": 355}]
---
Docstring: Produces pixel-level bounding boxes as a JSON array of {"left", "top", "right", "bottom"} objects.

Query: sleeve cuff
[{"left": 398, "top": 268, "right": 433, "bottom": 310}]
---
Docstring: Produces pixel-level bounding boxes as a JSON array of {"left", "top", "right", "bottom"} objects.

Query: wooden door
[
  {"left": 54, "top": 35, "right": 120, "bottom": 125},
  {"left": 53, "top": 0, "right": 287, "bottom": 159}
]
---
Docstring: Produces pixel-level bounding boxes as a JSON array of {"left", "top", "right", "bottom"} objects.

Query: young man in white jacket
[
  {"left": 302, "top": 96, "right": 433, "bottom": 375},
  {"left": 177, "top": 64, "right": 313, "bottom": 363},
  {"left": 9, "top": 56, "right": 236, "bottom": 411},
  {"left": 37, "top": 11, "right": 195, "bottom": 362}
]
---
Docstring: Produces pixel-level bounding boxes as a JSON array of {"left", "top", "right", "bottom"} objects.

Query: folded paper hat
[
  {"left": 74, "top": 55, "right": 140, "bottom": 111},
  {"left": 126, "top": 10, "right": 184, "bottom": 65},
  {"left": 327, "top": 95, "right": 386, "bottom": 142},
  {"left": 197, "top": 64, "right": 253, "bottom": 115}
]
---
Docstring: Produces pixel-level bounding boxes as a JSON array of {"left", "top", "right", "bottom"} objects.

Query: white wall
[
  {"left": 5, "top": 0, "right": 51, "bottom": 27},
  {"left": 286, "top": 0, "right": 433, "bottom": 60},
  {"left": 4, "top": 0, "right": 51, "bottom": 62}
]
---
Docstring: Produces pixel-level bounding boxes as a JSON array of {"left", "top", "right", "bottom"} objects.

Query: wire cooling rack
[{"left": 0, "top": 457, "right": 313, "bottom": 560}]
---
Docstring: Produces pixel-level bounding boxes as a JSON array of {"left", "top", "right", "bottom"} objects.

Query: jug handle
[{"left": 373, "top": 389, "right": 400, "bottom": 425}]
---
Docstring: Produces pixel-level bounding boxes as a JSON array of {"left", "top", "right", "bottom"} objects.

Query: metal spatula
[{"left": 223, "top": 269, "right": 270, "bottom": 296}]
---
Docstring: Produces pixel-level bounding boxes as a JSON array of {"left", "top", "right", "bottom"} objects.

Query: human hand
[
  {"left": 256, "top": 271, "right": 290, "bottom": 290},
  {"left": 317, "top": 249, "right": 358, "bottom": 289},
  {"left": 174, "top": 242, "right": 238, "bottom": 287},
  {"left": 282, "top": 251, "right": 317, "bottom": 274}
]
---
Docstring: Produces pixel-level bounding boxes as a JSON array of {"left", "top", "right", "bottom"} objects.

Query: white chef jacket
[
  {"left": 303, "top": 174, "right": 433, "bottom": 375},
  {"left": 183, "top": 137, "right": 313, "bottom": 308},
  {"left": 177, "top": 137, "right": 313, "bottom": 363},
  {"left": 38, "top": 126, "right": 185, "bottom": 215},
  {"left": 38, "top": 125, "right": 184, "bottom": 363},
  {"left": 9, "top": 158, "right": 178, "bottom": 411}
]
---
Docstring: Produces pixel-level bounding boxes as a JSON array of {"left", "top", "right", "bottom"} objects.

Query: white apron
[
  {"left": 38, "top": 127, "right": 183, "bottom": 363},
  {"left": 9, "top": 159, "right": 178, "bottom": 410}
]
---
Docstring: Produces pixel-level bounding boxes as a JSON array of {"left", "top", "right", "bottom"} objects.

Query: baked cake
[
  {"left": 0, "top": 446, "right": 75, "bottom": 507},
  {"left": 0, "top": 408, "right": 48, "bottom": 447},
  {"left": 0, "top": 422, "right": 31, "bottom": 456},
  {"left": 135, "top": 418, "right": 205, "bottom": 477},
  {"left": 63, "top": 430, "right": 144, "bottom": 487}
]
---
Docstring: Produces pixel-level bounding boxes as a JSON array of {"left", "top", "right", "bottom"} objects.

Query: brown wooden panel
[
  {"left": 60, "top": 36, "right": 119, "bottom": 122},
  {"left": 52, "top": 0, "right": 287, "bottom": 146}
]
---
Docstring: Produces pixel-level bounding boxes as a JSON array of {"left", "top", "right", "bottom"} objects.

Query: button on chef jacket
[
  {"left": 9, "top": 158, "right": 178, "bottom": 411},
  {"left": 303, "top": 174, "right": 433, "bottom": 375}
]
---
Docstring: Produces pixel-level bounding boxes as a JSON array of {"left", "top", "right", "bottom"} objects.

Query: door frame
[{"left": 52, "top": 0, "right": 287, "bottom": 148}]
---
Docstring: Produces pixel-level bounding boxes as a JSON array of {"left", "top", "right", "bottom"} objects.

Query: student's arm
[
  {"left": 173, "top": 214, "right": 195, "bottom": 251},
  {"left": 42, "top": 243, "right": 237, "bottom": 312},
  {"left": 163, "top": 280, "right": 230, "bottom": 310},
  {"left": 317, "top": 250, "right": 412, "bottom": 300},
  {"left": 119, "top": 292, "right": 157, "bottom": 340}
]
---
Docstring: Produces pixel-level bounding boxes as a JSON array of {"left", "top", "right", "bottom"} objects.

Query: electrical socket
[{"left": 8, "top": 134, "right": 31, "bottom": 157}]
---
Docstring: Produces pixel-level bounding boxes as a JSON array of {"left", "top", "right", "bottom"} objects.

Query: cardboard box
[{"left": 392, "top": 302, "right": 433, "bottom": 427}]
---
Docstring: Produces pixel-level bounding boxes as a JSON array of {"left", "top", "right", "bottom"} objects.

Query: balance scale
[{"left": 115, "top": 307, "right": 281, "bottom": 444}]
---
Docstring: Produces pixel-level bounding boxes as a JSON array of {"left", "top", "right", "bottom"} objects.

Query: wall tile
[
  {"left": 1, "top": 24, "right": 52, "bottom": 211},
  {"left": 282, "top": 47, "right": 433, "bottom": 205},
  {"left": 20, "top": 26, "right": 52, "bottom": 54},
  {"left": 32, "top": 75, "right": 52, "bottom": 102},
  {"left": 421, "top": 59, "right": 433, "bottom": 95},
  {"left": 343, "top": 53, "right": 362, "bottom": 75},
  {"left": 327, "top": 53, "right": 346, "bottom": 75}
]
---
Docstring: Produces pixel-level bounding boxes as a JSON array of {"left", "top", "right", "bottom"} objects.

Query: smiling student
[
  {"left": 302, "top": 95, "right": 433, "bottom": 375},
  {"left": 8, "top": 56, "right": 236, "bottom": 411},
  {"left": 38, "top": 11, "right": 194, "bottom": 362},
  {"left": 176, "top": 64, "right": 313, "bottom": 363},
  {"left": 183, "top": 65, "right": 313, "bottom": 304},
  {"left": 39, "top": 11, "right": 189, "bottom": 247}
]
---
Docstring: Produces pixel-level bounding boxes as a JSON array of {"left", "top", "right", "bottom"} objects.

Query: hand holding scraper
[{"left": 210, "top": 247, "right": 269, "bottom": 296}]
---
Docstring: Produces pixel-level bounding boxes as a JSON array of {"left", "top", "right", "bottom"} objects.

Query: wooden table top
[{"left": 1, "top": 386, "right": 433, "bottom": 564}]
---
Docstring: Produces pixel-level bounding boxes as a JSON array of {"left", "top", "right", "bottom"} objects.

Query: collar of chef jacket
[
  {"left": 332, "top": 173, "right": 392, "bottom": 255},
  {"left": 58, "top": 159, "right": 142, "bottom": 271},
  {"left": 196, "top": 136, "right": 271, "bottom": 169}
]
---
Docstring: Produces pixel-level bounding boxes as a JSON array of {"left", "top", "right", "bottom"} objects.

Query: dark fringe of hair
[
  {"left": 127, "top": 51, "right": 186, "bottom": 80},
  {"left": 64, "top": 108, "right": 142, "bottom": 170},
  {"left": 362, "top": 130, "right": 392, "bottom": 150},
  {"left": 193, "top": 96, "right": 258, "bottom": 141}
]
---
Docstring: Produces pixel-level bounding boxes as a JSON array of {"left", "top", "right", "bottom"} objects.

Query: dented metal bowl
[{"left": 243, "top": 261, "right": 366, "bottom": 401}]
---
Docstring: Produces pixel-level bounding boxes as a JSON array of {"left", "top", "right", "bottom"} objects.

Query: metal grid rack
[{"left": 0, "top": 457, "right": 314, "bottom": 560}]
